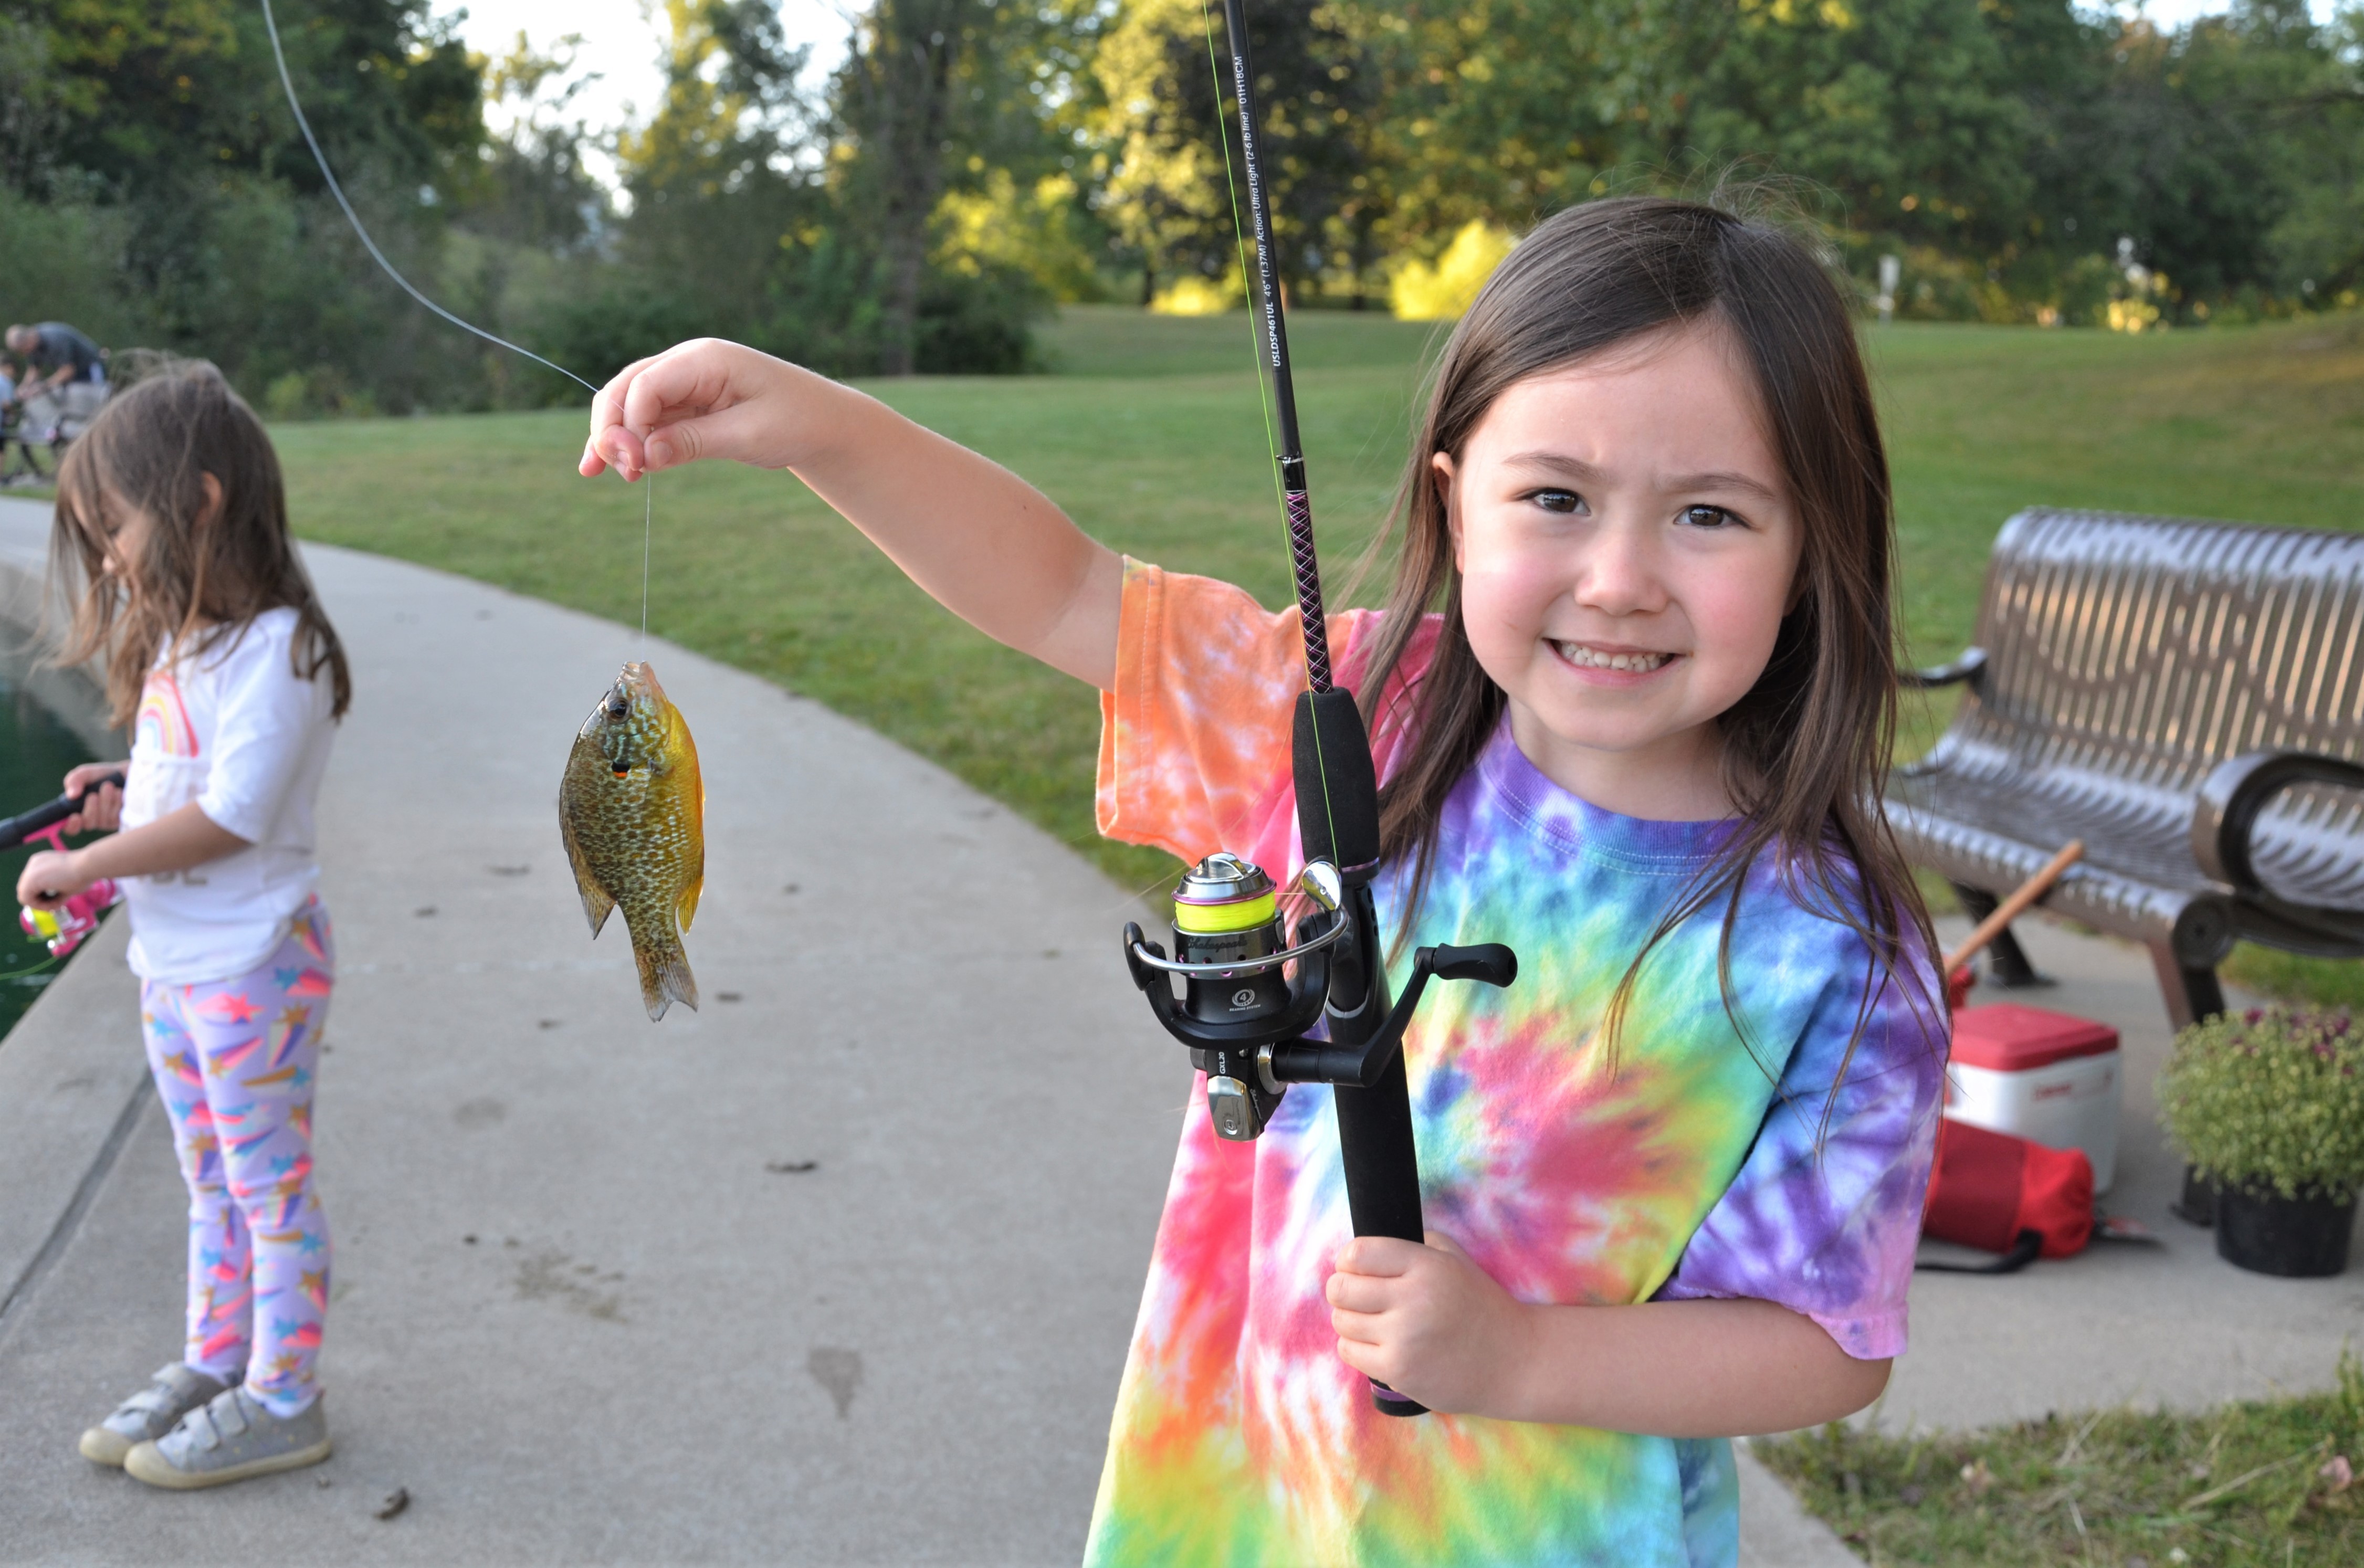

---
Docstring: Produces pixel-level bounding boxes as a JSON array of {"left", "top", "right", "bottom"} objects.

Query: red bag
[{"left": 1919, "top": 1118, "right": 2094, "bottom": 1273}]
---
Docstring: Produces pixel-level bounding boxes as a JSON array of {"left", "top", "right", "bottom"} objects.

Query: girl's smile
[{"left": 1438, "top": 318, "right": 1802, "bottom": 821}]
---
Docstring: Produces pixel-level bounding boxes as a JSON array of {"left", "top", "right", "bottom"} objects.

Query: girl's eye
[
  {"left": 1679, "top": 504, "right": 1742, "bottom": 529},
  {"left": 1528, "top": 488, "right": 1585, "bottom": 515}
]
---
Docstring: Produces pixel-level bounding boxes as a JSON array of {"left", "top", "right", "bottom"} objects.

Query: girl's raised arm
[{"left": 582, "top": 339, "right": 1121, "bottom": 691}]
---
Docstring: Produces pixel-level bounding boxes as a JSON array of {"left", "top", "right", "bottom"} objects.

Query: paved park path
[{"left": 20, "top": 488, "right": 2355, "bottom": 1562}]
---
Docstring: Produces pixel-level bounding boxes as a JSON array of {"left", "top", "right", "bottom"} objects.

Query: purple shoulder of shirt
[{"left": 1653, "top": 858, "right": 1948, "bottom": 1361}]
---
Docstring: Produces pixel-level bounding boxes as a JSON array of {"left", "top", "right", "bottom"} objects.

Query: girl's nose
[{"left": 1572, "top": 520, "right": 1667, "bottom": 617}]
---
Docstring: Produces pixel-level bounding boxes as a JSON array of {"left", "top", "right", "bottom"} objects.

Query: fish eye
[{"left": 605, "top": 699, "right": 627, "bottom": 719}]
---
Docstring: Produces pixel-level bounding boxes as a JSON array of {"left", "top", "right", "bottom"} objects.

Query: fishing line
[
  {"left": 1199, "top": 0, "right": 1290, "bottom": 550},
  {"left": 256, "top": 0, "right": 658, "bottom": 640},
  {"left": 259, "top": 0, "right": 601, "bottom": 397}
]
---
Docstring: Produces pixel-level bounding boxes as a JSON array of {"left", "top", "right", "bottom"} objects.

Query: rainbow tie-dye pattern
[{"left": 1088, "top": 564, "right": 1943, "bottom": 1566}]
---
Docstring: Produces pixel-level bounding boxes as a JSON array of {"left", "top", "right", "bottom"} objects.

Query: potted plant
[{"left": 2159, "top": 1007, "right": 2364, "bottom": 1277}]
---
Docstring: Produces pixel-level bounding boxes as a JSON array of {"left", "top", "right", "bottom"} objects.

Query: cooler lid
[{"left": 1950, "top": 1003, "right": 2118, "bottom": 1071}]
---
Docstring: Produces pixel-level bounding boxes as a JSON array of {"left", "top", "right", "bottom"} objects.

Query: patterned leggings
[{"left": 139, "top": 900, "right": 334, "bottom": 1418}]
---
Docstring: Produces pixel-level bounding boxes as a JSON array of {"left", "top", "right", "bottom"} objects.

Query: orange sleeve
[{"left": 1096, "top": 560, "right": 1373, "bottom": 865}]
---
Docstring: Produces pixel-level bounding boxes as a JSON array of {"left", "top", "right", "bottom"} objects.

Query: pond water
[{"left": 1, "top": 651, "right": 99, "bottom": 1040}]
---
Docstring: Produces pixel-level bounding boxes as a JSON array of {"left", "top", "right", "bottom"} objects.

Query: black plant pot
[
  {"left": 2213, "top": 1182, "right": 2358, "bottom": 1278},
  {"left": 2172, "top": 1164, "right": 2218, "bottom": 1227}
]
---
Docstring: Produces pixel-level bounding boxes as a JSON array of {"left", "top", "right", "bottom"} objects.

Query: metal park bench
[{"left": 1888, "top": 508, "right": 2364, "bottom": 1030}]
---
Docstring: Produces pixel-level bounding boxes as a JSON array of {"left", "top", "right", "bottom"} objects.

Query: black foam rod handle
[
  {"left": 1428, "top": 944, "right": 1517, "bottom": 988},
  {"left": 1333, "top": 1056, "right": 1425, "bottom": 1245},
  {"left": 1293, "top": 688, "right": 1381, "bottom": 871}
]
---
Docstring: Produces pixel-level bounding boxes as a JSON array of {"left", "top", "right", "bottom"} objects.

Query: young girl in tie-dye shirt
[
  {"left": 23, "top": 364, "right": 348, "bottom": 1489},
  {"left": 585, "top": 196, "right": 1947, "bottom": 1566}
]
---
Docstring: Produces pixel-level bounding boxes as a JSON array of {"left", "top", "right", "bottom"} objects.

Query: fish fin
[
  {"left": 559, "top": 808, "right": 615, "bottom": 938},
  {"left": 677, "top": 870, "right": 702, "bottom": 933},
  {"left": 627, "top": 912, "right": 698, "bottom": 1022}
]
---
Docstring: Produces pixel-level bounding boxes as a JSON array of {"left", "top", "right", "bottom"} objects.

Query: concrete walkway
[{"left": 17, "top": 486, "right": 2343, "bottom": 1563}]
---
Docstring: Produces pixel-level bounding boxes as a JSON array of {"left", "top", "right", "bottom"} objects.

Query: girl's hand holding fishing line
[{"left": 582, "top": 341, "right": 1121, "bottom": 689}]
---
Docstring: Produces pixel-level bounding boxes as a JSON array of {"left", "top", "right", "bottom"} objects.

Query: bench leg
[
  {"left": 1949, "top": 881, "right": 2051, "bottom": 987},
  {"left": 2146, "top": 941, "right": 2230, "bottom": 1228},
  {"left": 2146, "top": 941, "right": 2227, "bottom": 1033}
]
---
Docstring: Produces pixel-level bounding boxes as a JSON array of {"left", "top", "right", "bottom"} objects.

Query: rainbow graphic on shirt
[
  {"left": 134, "top": 669, "right": 199, "bottom": 757},
  {"left": 1084, "top": 564, "right": 1945, "bottom": 1567}
]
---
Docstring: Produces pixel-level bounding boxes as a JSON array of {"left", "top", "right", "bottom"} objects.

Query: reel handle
[{"left": 1426, "top": 944, "right": 1516, "bottom": 988}]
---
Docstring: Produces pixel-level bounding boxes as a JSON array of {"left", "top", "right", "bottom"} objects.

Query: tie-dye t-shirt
[{"left": 1085, "top": 563, "right": 1945, "bottom": 1567}]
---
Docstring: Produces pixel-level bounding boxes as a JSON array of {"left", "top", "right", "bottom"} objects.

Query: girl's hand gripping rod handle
[{"left": 0, "top": 771, "right": 127, "bottom": 854}]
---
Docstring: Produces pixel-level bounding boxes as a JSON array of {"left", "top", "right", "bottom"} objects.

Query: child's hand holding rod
[{"left": 15, "top": 763, "right": 247, "bottom": 911}]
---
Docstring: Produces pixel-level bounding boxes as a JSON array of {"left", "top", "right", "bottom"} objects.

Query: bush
[{"left": 2159, "top": 1006, "right": 2364, "bottom": 1200}]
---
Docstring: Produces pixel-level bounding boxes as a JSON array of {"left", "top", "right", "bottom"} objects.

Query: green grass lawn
[
  {"left": 1756, "top": 1353, "right": 2364, "bottom": 1565},
  {"left": 275, "top": 304, "right": 2364, "bottom": 937}
]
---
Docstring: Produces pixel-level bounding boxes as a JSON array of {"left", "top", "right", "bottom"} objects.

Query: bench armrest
[
  {"left": 2193, "top": 750, "right": 2364, "bottom": 895},
  {"left": 1900, "top": 647, "right": 1987, "bottom": 690}
]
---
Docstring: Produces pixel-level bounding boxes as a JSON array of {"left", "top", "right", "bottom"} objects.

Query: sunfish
[{"left": 559, "top": 661, "right": 705, "bottom": 1020}]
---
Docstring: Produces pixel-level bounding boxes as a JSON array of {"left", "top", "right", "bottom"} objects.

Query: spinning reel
[{"left": 1123, "top": 855, "right": 1515, "bottom": 1145}]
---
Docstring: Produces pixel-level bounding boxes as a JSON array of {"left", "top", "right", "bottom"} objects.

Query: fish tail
[{"left": 629, "top": 918, "right": 698, "bottom": 1022}]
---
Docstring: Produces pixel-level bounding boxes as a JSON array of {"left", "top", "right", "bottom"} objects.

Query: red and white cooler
[{"left": 1946, "top": 1003, "right": 2123, "bottom": 1194}]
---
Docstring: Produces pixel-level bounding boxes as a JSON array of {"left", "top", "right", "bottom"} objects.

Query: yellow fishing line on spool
[{"left": 1173, "top": 890, "right": 1279, "bottom": 934}]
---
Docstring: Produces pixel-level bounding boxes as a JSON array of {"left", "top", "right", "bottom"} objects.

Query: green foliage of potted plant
[{"left": 2159, "top": 1007, "right": 2364, "bottom": 1277}]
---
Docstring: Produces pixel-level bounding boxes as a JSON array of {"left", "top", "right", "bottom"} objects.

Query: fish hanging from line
[{"left": 560, "top": 661, "right": 705, "bottom": 1020}]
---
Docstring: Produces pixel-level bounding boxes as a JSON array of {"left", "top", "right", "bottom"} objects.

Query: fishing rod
[
  {"left": 1118, "top": 0, "right": 1518, "bottom": 1419},
  {"left": 0, "top": 771, "right": 124, "bottom": 854}
]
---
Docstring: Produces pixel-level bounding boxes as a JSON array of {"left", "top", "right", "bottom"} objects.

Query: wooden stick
[{"left": 1943, "top": 840, "right": 2085, "bottom": 976}]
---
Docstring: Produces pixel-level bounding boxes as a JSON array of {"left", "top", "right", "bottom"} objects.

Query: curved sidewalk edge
[{"left": 0, "top": 510, "right": 148, "bottom": 1341}]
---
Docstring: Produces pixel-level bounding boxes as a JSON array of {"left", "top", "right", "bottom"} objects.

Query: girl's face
[
  {"left": 87, "top": 489, "right": 151, "bottom": 583},
  {"left": 1438, "top": 319, "right": 1802, "bottom": 820}
]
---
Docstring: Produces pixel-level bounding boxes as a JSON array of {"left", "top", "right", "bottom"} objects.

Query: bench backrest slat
[
  {"left": 1951, "top": 509, "right": 2364, "bottom": 913},
  {"left": 1973, "top": 510, "right": 2364, "bottom": 782}
]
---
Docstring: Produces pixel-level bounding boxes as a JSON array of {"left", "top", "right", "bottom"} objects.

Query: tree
[
  {"left": 1092, "top": 0, "right": 1382, "bottom": 306},
  {"left": 835, "top": 0, "right": 985, "bottom": 373}
]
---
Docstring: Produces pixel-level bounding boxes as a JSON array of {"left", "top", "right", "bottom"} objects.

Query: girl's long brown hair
[
  {"left": 1354, "top": 196, "right": 1938, "bottom": 1087},
  {"left": 50, "top": 362, "right": 350, "bottom": 725}
]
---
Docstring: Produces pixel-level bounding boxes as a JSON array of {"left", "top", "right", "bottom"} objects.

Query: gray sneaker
[
  {"left": 123, "top": 1386, "right": 330, "bottom": 1490},
  {"left": 79, "top": 1364, "right": 236, "bottom": 1467}
]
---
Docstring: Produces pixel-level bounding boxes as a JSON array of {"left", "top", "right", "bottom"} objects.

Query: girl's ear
[
  {"left": 196, "top": 472, "right": 224, "bottom": 528},
  {"left": 1431, "top": 452, "right": 1462, "bottom": 571}
]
